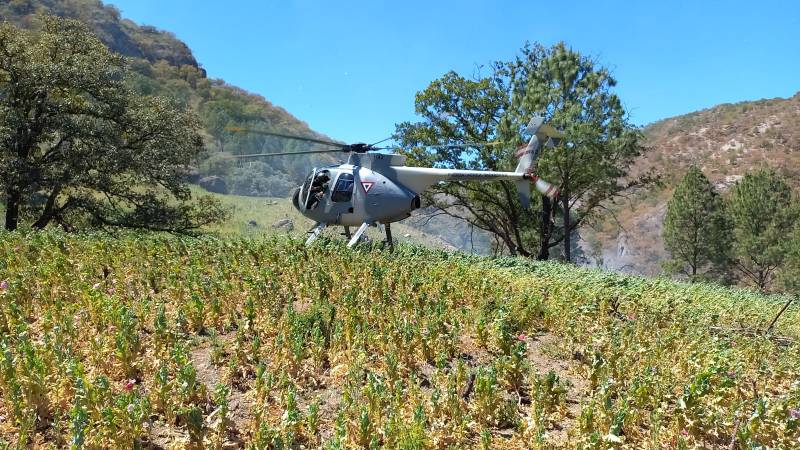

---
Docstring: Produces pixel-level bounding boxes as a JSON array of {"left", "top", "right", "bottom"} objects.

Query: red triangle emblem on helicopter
[{"left": 361, "top": 181, "right": 375, "bottom": 194}]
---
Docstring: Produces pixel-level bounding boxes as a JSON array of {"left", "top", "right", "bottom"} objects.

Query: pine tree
[
  {"left": 778, "top": 227, "right": 800, "bottom": 292},
  {"left": 662, "top": 167, "right": 731, "bottom": 281},
  {"left": 728, "top": 170, "right": 798, "bottom": 291}
]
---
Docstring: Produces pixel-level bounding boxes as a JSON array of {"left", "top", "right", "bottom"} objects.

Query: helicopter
[{"left": 226, "top": 117, "right": 562, "bottom": 249}]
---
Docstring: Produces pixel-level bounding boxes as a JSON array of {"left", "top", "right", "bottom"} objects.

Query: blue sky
[{"left": 110, "top": 0, "right": 800, "bottom": 144}]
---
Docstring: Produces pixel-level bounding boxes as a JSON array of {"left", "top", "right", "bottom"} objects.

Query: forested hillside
[
  {"left": 1, "top": 0, "right": 337, "bottom": 198},
  {"left": 585, "top": 92, "right": 800, "bottom": 274}
]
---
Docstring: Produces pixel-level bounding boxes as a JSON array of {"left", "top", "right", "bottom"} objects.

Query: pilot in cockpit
[{"left": 307, "top": 171, "right": 330, "bottom": 209}]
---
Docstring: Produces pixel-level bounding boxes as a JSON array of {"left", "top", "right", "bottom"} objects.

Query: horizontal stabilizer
[{"left": 524, "top": 115, "right": 563, "bottom": 140}]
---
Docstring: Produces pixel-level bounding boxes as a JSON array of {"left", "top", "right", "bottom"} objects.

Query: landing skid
[
  {"left": 305, "top": 222, "right": 327, "bottom": 246},
  {"left": 306, "top": 222, "right": 393, "bottom": 252},
  {"left": 384, "top": 222, "right": 394, "bottom": 253},
  {"left": 347, "top": 222, "right": 371, "bottom": 248}
]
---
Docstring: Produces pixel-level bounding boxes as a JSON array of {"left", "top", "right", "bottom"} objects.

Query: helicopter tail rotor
[
  {"left": 514, "top": 116, "right": 561, "bottom": 205},
  {"left": 515, "top": 176, "right": 559, "bottom": 207},
  {"left": 531, "top": 177, "right": 559, "bottom": 198}
]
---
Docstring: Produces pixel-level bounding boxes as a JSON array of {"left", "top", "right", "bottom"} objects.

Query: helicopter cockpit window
[
  {"left": 331, "top": 173, "right": 355, "bottom": 202},
  {"left": 306, "top": 170, "right": 331, "bottom": 210}
]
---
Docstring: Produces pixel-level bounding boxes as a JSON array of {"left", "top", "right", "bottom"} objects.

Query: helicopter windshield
[{"left": 301, "top": 170, "right": 315, "bottom": 198}]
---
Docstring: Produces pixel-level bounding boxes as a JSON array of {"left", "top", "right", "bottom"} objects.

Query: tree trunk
[
  {"left": 4, "top": 188, "right": 21, "bottom": 231},
  {"left": 32, "top": 186, "right": 61, "bottom": 229},
  {"left": 758, "top": 270, "right": 768, "bottom": 293},
  {"left": 562, "top": 193, "right": 571, "bottom": 262},
  {"left": 538, "top": 195, "right": 553, "bottom": 260},
  {"left": 502, "top": 233, "right": 518, "bottom": 256}
]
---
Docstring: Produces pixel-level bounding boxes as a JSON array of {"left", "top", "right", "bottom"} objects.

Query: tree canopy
[
  {"left": 395, "top": 43, "right": 651, "bottom": 260},
  {"left": 0, "top": 17, "right": 227, "bottom": 232}
]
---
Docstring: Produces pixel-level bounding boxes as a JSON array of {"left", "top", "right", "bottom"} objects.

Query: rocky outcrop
[
  {"left": 271, "top": 218, "right": 294, "bottom": 231},
  {"left": 199, "top": 176, "right": 228, "bottom": 194},
  {"left": 0, "top": 0, "right": 199, "bottom": 68}
]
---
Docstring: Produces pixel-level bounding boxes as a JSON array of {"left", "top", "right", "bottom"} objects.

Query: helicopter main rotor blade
[
  {"left": 374, "top": 142, "right": 505, "bottom": 152},
  {"left": 425, "top": 142, "right": 504, "bottom": 149},
  {"left": 225, "top": 126, "right": 346, "bottom": 148},
  {"left": 369, "top": 136, "right": 394, "bottom": 147},
  {"left": 228, "top": 148, "right": 345, "bottom": 158}
]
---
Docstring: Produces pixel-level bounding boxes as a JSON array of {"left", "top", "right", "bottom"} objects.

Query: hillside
[
  {"left": 1, "top": 232, "right": 798, "bottom": 447},
  {"left": 585, "top": 92, "right": 800, "bottom": 275},
  {"left": 1, "top": 0, "right": 338, "bottom": 198},
  {"left": 5, "top": 1, "right": 799, "bottom": 269}
]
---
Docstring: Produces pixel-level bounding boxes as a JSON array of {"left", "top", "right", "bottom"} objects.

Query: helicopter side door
[
  {"left": 323, "top": 171, "right": 355, "bottom": 224},
  {"left": 331, "top": 172, "right": 355, "bottom": 203}
]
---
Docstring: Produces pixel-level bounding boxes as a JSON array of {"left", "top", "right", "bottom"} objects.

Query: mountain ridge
[{"left": 1, "top": 0, "right": 198, "bottom": 68}]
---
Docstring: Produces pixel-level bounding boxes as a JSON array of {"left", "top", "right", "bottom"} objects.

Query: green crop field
[{"left": 0, "top": 232, "right": 798, "bottom": 449}]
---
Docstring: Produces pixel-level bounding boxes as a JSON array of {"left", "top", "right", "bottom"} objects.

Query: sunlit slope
[
  {"left": 0, "top": 233, "right": 797, "bottom": 448},
  {"left": 587, "top": 92, "right": 800, "bottom": 274}
]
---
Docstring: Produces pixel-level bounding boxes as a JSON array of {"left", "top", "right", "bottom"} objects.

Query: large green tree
[
  {"left": 395, "top": 67, "right": 539, "bottom": 256},
  {"left": 728, "top": 170, "right": 798, "bottom": 291},
  {"left": 0, "top": 17, "right": 227, "bottom": 232},
  {"left": 662, "top": 167, "right": 731, "bottom": 281},
  {"left": 395, "top": 43, "right": 649, "bottom": 260}
]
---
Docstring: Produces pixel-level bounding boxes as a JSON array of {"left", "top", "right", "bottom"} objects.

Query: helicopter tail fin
[
  {"left": 514, "top": 116, "right": 562, "bottom": 174},
  {"left": 514, "top": 140, "right": 537, "bottom": 175},
  {"left": 513, "top": 141, "right": 536, "bottom": 207}
]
